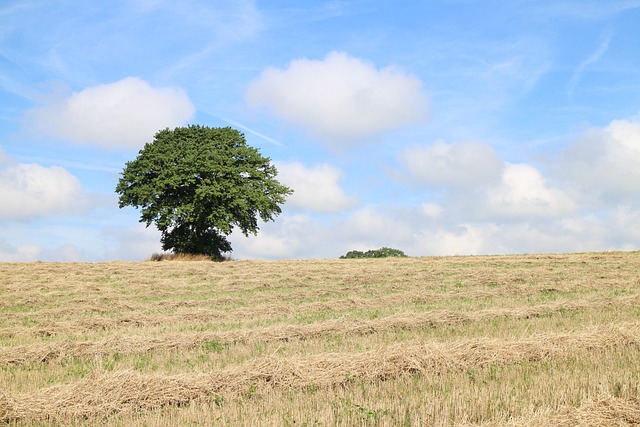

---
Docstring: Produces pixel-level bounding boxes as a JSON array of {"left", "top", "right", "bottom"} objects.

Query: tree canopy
[
  {"left": 115, "top": 125, "right": 292, "bottom": 259},
  {"left": 339, "top": 247, "right": 408, "bottom": 259}
]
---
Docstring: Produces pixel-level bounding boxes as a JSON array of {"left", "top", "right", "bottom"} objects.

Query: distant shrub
[
  {"left": 148, "top": 252, "right": 231, "bottom": 262},
  {"left": 339, "top": 247, "right": 408, "bottom": 259}
]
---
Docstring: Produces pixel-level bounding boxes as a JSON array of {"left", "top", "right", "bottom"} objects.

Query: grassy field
[{"left": 1, "top": 252, "right": 640, "bottom": 426}]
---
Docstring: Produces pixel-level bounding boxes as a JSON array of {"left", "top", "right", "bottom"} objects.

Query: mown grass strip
[
  {"left": 3, "top": 322, "right": 639, "bottom": 423},
  {"left": 2, "top": 294, "right": 638, "bottom": 367}
]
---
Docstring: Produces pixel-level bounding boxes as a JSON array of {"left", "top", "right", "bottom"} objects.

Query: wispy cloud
[
  {"left": 214, "top": 114, "right": 286, "bottom": 148},
  {"left": 263, "top": 0, "right": 357, "bottom": 28},
  {"left": 567, "top": 29, "right": 613, "bottom": 97},
  {"left": 11, "top": 154, "right": 121, "bottom": 174},
  {"left": 537, "top": 1, "right": 640, "bottom": 20}
]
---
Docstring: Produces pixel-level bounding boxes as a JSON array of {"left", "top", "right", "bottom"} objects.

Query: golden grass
[{"left": 1, "top": 251, "right": 639, "bottom": 426}]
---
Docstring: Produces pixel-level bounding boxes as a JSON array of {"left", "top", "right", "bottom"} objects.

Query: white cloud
[
  {"left": 37, "top": 243, "right": 88, "bottom": 262},
  {"left": 0, "top": 239, "right": 42, "bottom": 262},
  {"left": 412, "top": 224, "right": 495, "bottom": 256},
  {"left": 336, "top": 206, "right": 414, "bottom": 247},
  {"left": 26, "top": 77, "right": 195, "bottom": 149},
  {"left": 483, "top": 163, "right": 577, "bottom": 220},
  {"left": 103, "top": 222, "right": 163, "bottom": 261},
  {"left": 400, "top": 140, "right": 504, "bottom": 189},
  {"left": 230, "top": 214, "right": 321, "bottom": 259},
  {"left": 400, "top": 140, "right": 576, "bottom": 221},
  {"left": 0, "top": 146, "right": 10, "bottom": 164},
  {"left": 421, "top": 202, "right": 444, "bottom": 218},
  {"left": 0, "top": 162, "right": 88, "bottom": 220},
  {"left": 246, "top": 51, "right": 428, "bottom": 143},
  {"left": 611, "top": 206, "right": 640, "bottom": 245},
  {"left": 276, "top": 161, "right": 357, "bottom": 213},
  {"left": 559, "top": 118, "right": 640, "bottom": 201},
  {"left": 228, "top": 198, "right": 640, "bottom": 260}
]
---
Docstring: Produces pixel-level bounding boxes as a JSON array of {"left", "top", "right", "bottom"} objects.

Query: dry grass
[{"left": 1, "top": 251, "right": 640, "bottom": 426}]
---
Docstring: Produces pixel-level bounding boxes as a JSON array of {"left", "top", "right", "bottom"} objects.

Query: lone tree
[{"left": 116, "top": 125, "right": 292, "bottom": 259}]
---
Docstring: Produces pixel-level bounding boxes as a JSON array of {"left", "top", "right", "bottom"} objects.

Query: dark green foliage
[
  {"left": 115, "top": 125, "right": 292, "bottom": 259},
  {"left": 339, "top": 247, "right": 408, "bottom": 259}
]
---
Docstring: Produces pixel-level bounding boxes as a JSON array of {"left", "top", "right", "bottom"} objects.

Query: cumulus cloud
[
  {"left": 483, "top": 163, "right": 577, "bottom": 220},
  {"left": 0, "top": 239, "right": 42, "bottom": 262},
  {"left": 336, "top": 206, "right": 415, "bottom": 248},
  {"left": 399, "top": 140, "right": 575, "bottom": 221},
  {"left": 411, "top": 224, "right": 495, "bottom": 256},
  {"left": 230, "top": 214, "right": 322, "bottom": 259},
  {"left": 26, "top": 77, "right": 195, "bottom": 149},
  {"left": 275, "top": 161, "right": 357, "bottom": 212},
  {"left": 610, "top": 206, "right": 640, "bottom": 245},
  {"left": 559, "top": 118, "right": 640, "bottom": 201},
  {"left": 103, "top": 222, "right": 163, "bottom": 261},
  {"left": 400, "top": 140, "right": 504, "bottom": 189},
  {"left": 246, "top": 51, "right": 428, "bottom": 143},
  {"left": 0, "top": 147, "right": 10, "bottom": 164},
  {"left": 421, "top": 202, "right": 444, "bottom": 218},
  {"left": 416, "top": 221, "right": 594, "bottom": 255},
  {"left": 229, "top": 198, "right": 640, "bottom": 260},
  {"left": 0, "top": 162, "right": 87, "bottom": 220}
]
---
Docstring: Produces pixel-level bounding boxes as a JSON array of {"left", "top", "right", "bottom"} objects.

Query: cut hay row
[
  {"left": 2, "top": 322, "right": 639, "bottom": 423},
  {"left": 478, "top": 395, "right": 640, "bottom": 426},
  {"left": 1, "top": 282, "right": 628, "bottom": 341},
  {"left": 2, "top": 294, "right": 638, "bottom": 367},
  {"left": 545, "top": 396, "right": 640, "bottom": 427}
]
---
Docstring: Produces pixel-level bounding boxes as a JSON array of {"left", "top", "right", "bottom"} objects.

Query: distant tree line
[{"left": 339, "top": 247, "right": 408, "bottom": 259}]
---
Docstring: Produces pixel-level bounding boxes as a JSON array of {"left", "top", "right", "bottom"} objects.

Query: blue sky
[{"left": 1, "top": 0, "right": 640, "bottom": 261}]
